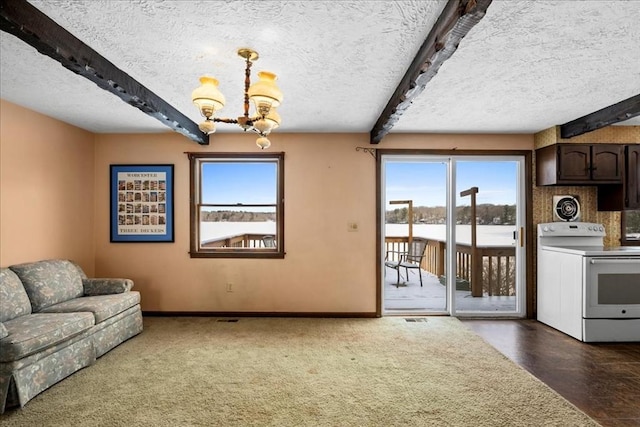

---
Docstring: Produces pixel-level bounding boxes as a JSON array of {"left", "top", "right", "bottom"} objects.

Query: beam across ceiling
[
  {"left": 369, "top": 0, "right": 493, "bottom": 144},
  {"left": 0, "top": 0, "right": 207, "bottom": 144},
  {"left": 560, "top": 94, "right": 640, "bottom": 139}
]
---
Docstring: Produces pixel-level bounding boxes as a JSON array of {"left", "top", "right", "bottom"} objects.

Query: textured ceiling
[
  {"left": 1, "top": 0, "right": 639, "bottom": 138},
  {"left": 393, "top": 0, "right": 640, "bottom": 133}
]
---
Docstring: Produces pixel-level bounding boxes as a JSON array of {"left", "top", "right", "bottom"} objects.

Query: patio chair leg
[{"left": 396, "top": 268, "right": 400, "bottom": 288}]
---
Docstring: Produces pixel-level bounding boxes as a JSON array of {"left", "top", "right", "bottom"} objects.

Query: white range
[{"left": 537, "top": 222, "right": 640, "bottom": 342}]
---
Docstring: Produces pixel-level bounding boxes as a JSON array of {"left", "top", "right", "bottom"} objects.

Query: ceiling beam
[
  {"left": 369, "top": 0, "right": 493, "bottom": 144},
  {"left": 560, "top": 94, "right": 640, "bottom": 139},
  {"left": 0, "top": 0, "right": 207, "bottom": 145}
]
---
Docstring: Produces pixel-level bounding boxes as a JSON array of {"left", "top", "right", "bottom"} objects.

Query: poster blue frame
[{"left": 110, "top": 164, "right": 174, "bottom": 242}]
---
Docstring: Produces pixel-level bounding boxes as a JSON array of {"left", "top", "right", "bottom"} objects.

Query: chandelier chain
[{"left": 243, "top": 56, "right": 252, "bottom": 120}]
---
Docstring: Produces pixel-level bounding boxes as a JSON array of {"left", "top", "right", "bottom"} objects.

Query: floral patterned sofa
[{"left": 0, "top": 259, "right": 143, "bottom": 413}]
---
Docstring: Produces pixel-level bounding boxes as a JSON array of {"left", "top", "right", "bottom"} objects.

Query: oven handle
[{"left": 590, "top": 258, "right": 640, "bottom": 265}]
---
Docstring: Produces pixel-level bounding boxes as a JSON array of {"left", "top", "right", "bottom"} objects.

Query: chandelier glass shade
[{"left": 191, "top": 49, "right": 283, "bottom": 149}]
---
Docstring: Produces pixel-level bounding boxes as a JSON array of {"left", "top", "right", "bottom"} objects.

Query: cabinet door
[
  {"left": 627, "top": 145, "right": 640, "bottom": 209},
  {"left": 592, "top": 145, "right": 623, "bottom": 182},
  {"left": 557, "top": 145, "right": 591, "bottom": 182}
]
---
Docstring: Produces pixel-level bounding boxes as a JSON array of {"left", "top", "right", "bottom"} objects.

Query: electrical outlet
[
  {"left": 347, "top": 222, "right": 358, "bottom": 232},
  {"left": 226, "top": 283, "right": 233, "bottom": 292}
]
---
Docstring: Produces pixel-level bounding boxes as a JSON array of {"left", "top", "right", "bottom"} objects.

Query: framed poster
[{"left": 110, "top": 164, "right": 174, "bottom": 242}]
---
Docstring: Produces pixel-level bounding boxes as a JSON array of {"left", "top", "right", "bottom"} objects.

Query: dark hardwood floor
[{"left": 461, "top": 319, "right": 640, "bottom": 427}]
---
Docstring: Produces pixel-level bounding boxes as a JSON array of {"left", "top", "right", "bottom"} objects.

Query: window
[
  {"left": 621, "top": 210, "right": 640, "bottom": 246},
  {"left": 188, "top": 152, "right": 284, "bottom": 258}
]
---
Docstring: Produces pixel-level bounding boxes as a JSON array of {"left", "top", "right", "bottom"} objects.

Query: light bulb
[
  {"left": 248, "top": 71, "right": 283, "bottom": 110},
  {"left": 192, "top": 76, "right": 225, "bottom": 118}
]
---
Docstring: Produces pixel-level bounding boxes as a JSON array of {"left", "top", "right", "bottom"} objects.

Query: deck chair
[
  {"left": 384, "top": 239, "right": 428, "bottom": 287},
  {"left": 262, "top": 235, "right": 276, "bottom": 248}
]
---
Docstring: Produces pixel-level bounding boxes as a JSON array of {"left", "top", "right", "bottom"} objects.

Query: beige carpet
[{"left": 1, "top": 317, "right": 599, "bottom": 427}]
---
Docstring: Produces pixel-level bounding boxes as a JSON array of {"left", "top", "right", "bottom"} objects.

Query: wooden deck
[
  {"left": 383, "top": 266, "right": 517, "bottom": 314},
  {"left": 385, "top": 235, "right": 516, "bottom": 298}
]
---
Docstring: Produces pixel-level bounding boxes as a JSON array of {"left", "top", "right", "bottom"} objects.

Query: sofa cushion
[
  {"left": 0, "top": 268, "right": 32, "bottom": 322},
  {"left": 82, "top": 278, "right": 134, "bottom": 296},
  {"left": 0, "top": 322, "right": 7, "bottom": 340},
  {"left": 39, "top": 291, "right": 141, "bottom": 324},
  {"left": 68, "top": 260, "right": 89, "bottom": 280},
  {"left": 9, "top": 260, "right": 84, "bottom": 312},
  {"left": 0, "top": 312, "right": 94, "bottom": 362}
]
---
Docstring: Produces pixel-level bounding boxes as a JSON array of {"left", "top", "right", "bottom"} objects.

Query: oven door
[{"left": 584, "top": 256, "right": 640, "bottom": 318}]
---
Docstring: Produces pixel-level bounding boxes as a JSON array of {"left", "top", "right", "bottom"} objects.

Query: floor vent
[
  {"left": 217, "top": 319, "right": 239, "bottom": 323},
  {"left": 405, "top": 318, "right": 428, "bottom": 323}
]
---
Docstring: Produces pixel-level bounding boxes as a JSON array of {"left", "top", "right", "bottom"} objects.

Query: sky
[
  {"left": 201, "top": 162, "right": 276, "bottom": 207},
  {"left": 200, "top": 159, "right": 518, "bottom": 210},
  {"left": 385, "top": 160, "right": 518, "bottom": 208}
]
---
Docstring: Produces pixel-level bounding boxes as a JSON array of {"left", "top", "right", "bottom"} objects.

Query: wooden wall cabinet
[
  {"left": 536, "top": 144, "right": 624, "bottom": 186},
  {"left": 598, "top": 145, "right": 640, "bottom": 211}
]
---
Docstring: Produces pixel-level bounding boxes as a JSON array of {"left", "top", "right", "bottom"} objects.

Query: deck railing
[
  {"left": 203, "top": 233, "right": 515, "bottom": 296},
  {"left": 202, "top": 233, "right": 274, "bottom": 248},
  {"left": 385, "top": 236, "right": 516, "bottom": 296}
]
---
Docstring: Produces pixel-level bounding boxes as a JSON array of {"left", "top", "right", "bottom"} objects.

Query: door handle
[
  {"left": 519, "top": 227, "right": 524, "bottom": 248},
  {"left": 513, "top": 228, "right": 524, "bottom": 247}
]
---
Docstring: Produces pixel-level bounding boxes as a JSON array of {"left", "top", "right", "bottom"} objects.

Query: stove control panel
[{"left": 538, "top": 222, "right": 605, "bottom": 237}]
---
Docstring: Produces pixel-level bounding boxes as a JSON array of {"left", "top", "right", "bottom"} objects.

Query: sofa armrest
[
  {"left": 82, "top": 278, "right": 133, "bottom": 296},
  {"left": 0, "top": 322, "right": 8, "bottom": 340}
]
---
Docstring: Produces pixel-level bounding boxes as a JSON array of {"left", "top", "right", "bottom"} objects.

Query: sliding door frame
[{"left": 375, "top": 149, "right": 534, "bottom": 318}]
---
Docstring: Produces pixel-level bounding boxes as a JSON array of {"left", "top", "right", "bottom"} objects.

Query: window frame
[
  {"left": 188, "top": 152, "right": 285, "bottom": 258},
  {"left": 621, "top": 210, "right": 640, "bottom": 246}
]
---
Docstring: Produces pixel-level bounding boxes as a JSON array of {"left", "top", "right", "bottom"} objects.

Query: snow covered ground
[
  {"left": 200, "top": 222, "right": 516, "bottom": 247},
  {"left": 386, "top": 224, "right": 516, "bottom": 246}
]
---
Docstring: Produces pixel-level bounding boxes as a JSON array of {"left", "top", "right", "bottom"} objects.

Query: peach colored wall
[
  {"left": 0, "top": 100, "right": 96, "bottom": 273},
  {"left": 0, "top": 99, "right": 533, "bottom": 314},
  {"left": 94, "top": 132, "right": 533, "bottom": 313},
  {"left": 94, "top": 133, "right": 377, "bottom": 312}
]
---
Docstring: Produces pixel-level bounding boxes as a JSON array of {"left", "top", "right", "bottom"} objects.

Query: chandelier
[{"left": 191, "top": 48, "right": 283, "bottom": 150}]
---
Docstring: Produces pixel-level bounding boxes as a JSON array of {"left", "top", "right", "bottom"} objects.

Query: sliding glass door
[
  {"left": 382, "top": 158, "right": 449, "bottom": 313},
  {"left": 381, "top": 154, "right": 526, "bottom": 317}
]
